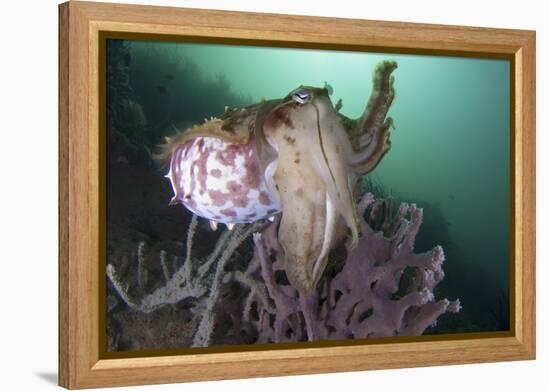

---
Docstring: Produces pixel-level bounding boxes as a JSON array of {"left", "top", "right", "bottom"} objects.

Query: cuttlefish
[{"left": 162, "top": 60, "right": 397, "bottom": 296}]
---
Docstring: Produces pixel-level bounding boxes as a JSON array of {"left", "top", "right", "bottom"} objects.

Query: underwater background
[{"left": 105, "top": 38, "right": 510, "bottom": 351}]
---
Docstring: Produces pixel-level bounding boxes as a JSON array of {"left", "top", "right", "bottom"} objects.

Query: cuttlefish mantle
[{"left": 162, "top": 60, "right": 398, "bottom": 296}]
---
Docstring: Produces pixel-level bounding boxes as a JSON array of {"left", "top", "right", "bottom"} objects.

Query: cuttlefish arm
[
  {"left": 270, "top": 149, "right": 332, "bottom": 295},
  {"left": 262, "top": 89, "right": 360, "bottom": 295},
  {"left": 340, "top": 60, "right": 397, "bottom": 174}
]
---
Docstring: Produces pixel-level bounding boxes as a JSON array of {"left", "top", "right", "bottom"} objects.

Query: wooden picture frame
[{"left": 58, "top": 1, "right": 536, "bottom": 389}]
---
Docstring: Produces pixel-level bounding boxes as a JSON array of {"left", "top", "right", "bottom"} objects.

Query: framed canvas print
[{"left": 58, "top": 1, "right": 536, "bottom": 389}]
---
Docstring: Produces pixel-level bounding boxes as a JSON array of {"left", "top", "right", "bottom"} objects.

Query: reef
[
  {"left": 245, "top": 193, "right": 460, "bottom": 342},
  {"left": 107, "top": 193, "right": 460, "bottom": 346},
  {"left": 107, "top": 216, "right": 264, "bottom": 347}
]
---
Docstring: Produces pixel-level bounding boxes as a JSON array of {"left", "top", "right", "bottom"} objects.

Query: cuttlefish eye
[{"left": 291, "top": 89, "right": 311, "bottom": 104}]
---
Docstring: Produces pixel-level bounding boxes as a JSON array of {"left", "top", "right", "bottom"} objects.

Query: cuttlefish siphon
[{"left": 162, "top": 60, "right": 397, "bottom": 296}]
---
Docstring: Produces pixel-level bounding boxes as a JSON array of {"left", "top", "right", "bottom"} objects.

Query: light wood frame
[{"left": 59, "top": 1, "right": 536, "bottom": 389}]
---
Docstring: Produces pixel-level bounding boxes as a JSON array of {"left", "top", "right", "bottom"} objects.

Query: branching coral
[
  {"left": 242, "top": 193, "right": 461, "bottom": 343},
  {"left": 108, "top": 193, "right": 460, "bottom": 347},
  {"left": 191, "top": 222, "right": 262, "bottom": 347},
  {"left": 107, "top": 215, "right": 263, "bottom": 347},
  {"left": 107, "top": 215, "right": 204, "bottom": 313}
]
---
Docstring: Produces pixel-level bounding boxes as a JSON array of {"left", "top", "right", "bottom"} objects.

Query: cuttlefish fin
[
  {"left": 158, "top": 118, "right": 246, "bottom": 162},
  {"left": 159, "top": 101, "right": 279, "bottom": 163}
]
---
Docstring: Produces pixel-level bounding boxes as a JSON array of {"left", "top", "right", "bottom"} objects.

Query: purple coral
[{"left": 246, "top": 193, "right": 461, "bottom": 343}]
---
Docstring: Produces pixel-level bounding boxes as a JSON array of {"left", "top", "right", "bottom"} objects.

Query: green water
[{"left": 110, "top": 39, "right": 511, "bottom": 333}]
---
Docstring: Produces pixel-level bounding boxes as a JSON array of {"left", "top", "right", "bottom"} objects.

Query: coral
[
  {"left": 108, "top": 192, "right": 460, "bottom": 347},
  {"left": 191, "top": 222, "right": 262, "bottom": 347},
  {"left": 242, "top": 193, "right": 461, "bottom": 342},
  {"left": 107, "top": 215, "right": 263, "bottom": 347}
]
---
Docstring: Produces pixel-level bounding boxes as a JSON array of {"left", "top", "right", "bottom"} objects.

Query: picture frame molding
[{"left": 58, "top": 1, "right": 536, "bottom": 388}]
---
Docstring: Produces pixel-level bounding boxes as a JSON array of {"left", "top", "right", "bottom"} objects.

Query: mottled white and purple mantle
[{"left": 166, "top": 136, "right": 280, "bottom": 225}]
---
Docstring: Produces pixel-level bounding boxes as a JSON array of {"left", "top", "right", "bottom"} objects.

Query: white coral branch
[
  {"left": 107, "top": 219, "right": 260, "bottom": 317},
  {"left": 192, "top": 223, "right": 262, "bottom": 347}
]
